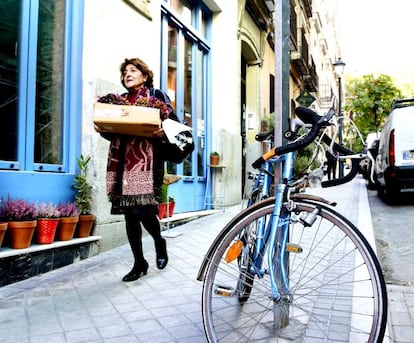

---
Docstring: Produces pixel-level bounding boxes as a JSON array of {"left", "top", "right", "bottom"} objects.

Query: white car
[{"left": 374, "top": 99, "right": 414, "bottom": 199}]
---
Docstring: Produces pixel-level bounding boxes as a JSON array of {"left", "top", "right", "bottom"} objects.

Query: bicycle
[
  {"left": 197, "top": 106, "right": 388, "bottom": 342},
  {"left": 244, "top": 128, "right": 277, "bottom": 208}
]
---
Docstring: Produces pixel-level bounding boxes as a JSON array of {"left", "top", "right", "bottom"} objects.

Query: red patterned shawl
[{"left": 105, "top": 86, "right": 172, "bottom": 208}]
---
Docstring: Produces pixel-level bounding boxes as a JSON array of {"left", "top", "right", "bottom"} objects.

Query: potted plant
[
  {"left": 1, "top": 195, "right": 37, "bottom": 249},
  {"left": 260, "top": 112, "right": 275, "bottom": 131},
  {"left": 210, "top": 151, "right": 220, "bottom": 166},
  {"left": 0, "top": 201, "right": 8, "bottom": 248},
  {"left": 73, "top": 154, "right": 96, "bottom": 237},
  {"left": 167, "top": 196, "right": 175, "bottom": 218},
  {"left": 158, "top": 173, "right": 180, "bottom": 219},
  {"left": 158, "top": 184, "right": 169, "bottom": 219},
  {"left": 56, "top": 201, "right": 79, "bottom": 241},
  {"left": 35, "top": 202, "right": 60, "bottom": 244}
]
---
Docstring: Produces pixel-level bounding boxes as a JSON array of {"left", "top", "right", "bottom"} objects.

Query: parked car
[
  {"left": 360, "top": 132, "right": 381, "bottom": 188},
  {"left": 374, "top": 99, "right": 414, "bottom": 199}
]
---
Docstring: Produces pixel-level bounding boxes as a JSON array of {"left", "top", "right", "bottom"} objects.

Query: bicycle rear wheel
[{"left": 201, "top": 198, "right": 387, "bottom": 342}]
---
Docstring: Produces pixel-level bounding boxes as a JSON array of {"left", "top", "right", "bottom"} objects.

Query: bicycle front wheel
[{"left": 201, "top": 198, "right": 387, "bottom": 342}]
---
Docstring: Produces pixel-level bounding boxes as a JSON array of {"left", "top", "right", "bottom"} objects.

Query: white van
[{"left": 375, "top": 99, "right": 414, "bottom": 198}]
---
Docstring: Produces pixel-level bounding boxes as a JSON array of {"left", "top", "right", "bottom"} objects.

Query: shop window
[
  {"left": 162, "top": 1, "right": 211, "bottom": 179},
  {"left": 0, "top": 0, "right": 82, "bottom": 172}
]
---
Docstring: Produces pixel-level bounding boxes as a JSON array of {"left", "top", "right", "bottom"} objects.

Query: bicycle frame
[
  {"left": 247, "top": 156, "right": 277, "bottom": 207},
  {"left": 250, "top": 150, "right": 295, "bottom": 300},
  {"left": 198, "top": 103, "right": 388, "bottom": 342}
]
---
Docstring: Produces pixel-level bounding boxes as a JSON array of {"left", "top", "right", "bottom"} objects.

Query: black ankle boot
[
  {"left": 156, "top": 238, "right": 168, "bottom": 270},
  {"left": 122, "top": 260, "right": 149, "bottom": 282}
]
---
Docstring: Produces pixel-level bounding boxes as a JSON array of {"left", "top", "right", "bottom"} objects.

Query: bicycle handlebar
[
  {"left": 252, "top": 106, "right": 334, "bottom": 169},
  {"left": 251, "top": 106, "right": 364, "bottom": 188},
  {"left": 320, "top": 133, "right": 361, "bottom": 188}
]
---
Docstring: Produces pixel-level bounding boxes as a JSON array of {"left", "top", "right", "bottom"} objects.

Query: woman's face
[{"left": 122, "top": 64, "right": 147, "bottom": 90}]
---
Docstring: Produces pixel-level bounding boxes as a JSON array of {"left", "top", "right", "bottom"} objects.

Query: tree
[{"left": 345, "top": 74, "right": 402, "bottom": 138}]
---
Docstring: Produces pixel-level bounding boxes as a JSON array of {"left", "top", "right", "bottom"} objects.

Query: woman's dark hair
[{"left": 120, "top": 57, "right": 154, "bottom": 89}]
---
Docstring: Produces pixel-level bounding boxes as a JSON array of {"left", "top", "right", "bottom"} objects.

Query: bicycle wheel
[
  {"left": 235, "top": 225, "right": 257, "bottom": 304},
  {"left": 201, "top": 198, "right": 387, "bottom": 342}
]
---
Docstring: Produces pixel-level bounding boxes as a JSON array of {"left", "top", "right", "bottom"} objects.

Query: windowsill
[{"left": 0, "top": 236, "right": 101, "bottom": 259}]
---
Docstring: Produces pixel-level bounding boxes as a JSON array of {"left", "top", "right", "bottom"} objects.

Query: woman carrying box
[{"left": 97, "top": 58, "right": 175, "bottom": 282}]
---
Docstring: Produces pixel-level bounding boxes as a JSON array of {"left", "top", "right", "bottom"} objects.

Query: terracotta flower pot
[
  {"left": 210, "top": 155, "right": 220, "bottom": 165},
  {"left": 167, "top": 202, "right": 175, "bottom": 217},
  {"left": 57, "top": 216, "right": 79, "bottom": 241},
  {"left": 0, "top": 222, "right": 8, "bottom": 247},
  {"left": 7, "top": 220, "right": 37, "bottom": 249},
  {"left": 36, "top": 218, "right": 59, "bottom": 244},
  {"left": 158, "top": 203, "right": 167, "bottom": 219},
  {"left": 75, "top": 214, "right": 96, "bottom": 238}
]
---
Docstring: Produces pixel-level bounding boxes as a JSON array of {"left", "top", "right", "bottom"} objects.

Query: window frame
[
  {"left": 0, "top": 0, "right": 83, "bottom": 174},
  {"left": 0, "top": 0, "right": 83, "bottom": 204},
  {"left": 160, "top": 1, "right": 211, "bottom": 181}
]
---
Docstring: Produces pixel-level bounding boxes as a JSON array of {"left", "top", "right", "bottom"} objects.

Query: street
[{"left": 368, "top": 187, "right": 414, "bottom": 286}]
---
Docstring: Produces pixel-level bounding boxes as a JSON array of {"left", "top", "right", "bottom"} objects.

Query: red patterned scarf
[
  {"left": 105, "top": 86, "right": 173, "bottom": 208},
  {"left": 107, "top": 137, "right": 158, "bottom": 206}
]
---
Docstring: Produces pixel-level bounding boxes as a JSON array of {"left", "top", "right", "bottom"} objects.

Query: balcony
[
  {"left": 302, "top": 0, "right": 312, "bottom": 18},
  {"left": 303, "top": 60, "right": 318, "bottom": 92},
  {"left": 246, "top": 0, "right": 272, "bottom": 30},
  {"left": 291, "top": 30, "right": 309, "bottom": 76}
]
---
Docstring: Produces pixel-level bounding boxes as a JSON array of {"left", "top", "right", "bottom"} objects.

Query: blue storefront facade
[
  {"left": 0, "top": 0, "right": 213, "bottom": 208},
  {"left": 2, "top": 0, "right": 336, "bottom": 258},
  {"left": 0, "top": 0, "right": 236, "bottom": 253},
  {"left": 0, "top": 0, "right": 84, "bottom": 204}
]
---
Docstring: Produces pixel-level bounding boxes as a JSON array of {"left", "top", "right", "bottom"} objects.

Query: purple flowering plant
[
  {"left": 1, "top": 195, "right": 37, "bottom": 221},
  {"left": 35, "top": 202, "right": 60, "bottom": 219},
  {"left": 97, "top": 93, "right": 170, "bottom": 118},
  {"left": 57, "top": 202, "right": 80, "bottom": 217}
]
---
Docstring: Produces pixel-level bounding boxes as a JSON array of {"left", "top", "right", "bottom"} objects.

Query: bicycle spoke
[{"left": 201, "top": 200, "right": 387, "bottom": 342}]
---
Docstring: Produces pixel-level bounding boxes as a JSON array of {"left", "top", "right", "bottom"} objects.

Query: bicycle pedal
[
  {"left": 285, "top": 243, "right": 303, "bottom": 253},
  {"left": 214, "top": 285, "right": 235, "bottom": 297}
]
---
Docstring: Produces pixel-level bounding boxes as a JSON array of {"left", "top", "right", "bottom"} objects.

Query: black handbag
[
  {"left": 151, "top": 88, "right": 194, "bottom": 164},
  {"left": 160, "top": 130, "right": 194, "bottom": 164}
]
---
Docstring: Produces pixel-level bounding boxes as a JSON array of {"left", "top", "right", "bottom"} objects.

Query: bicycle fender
[
  {"left": 290, "top": 193, "right": 337, "bottom": 207},
  {"left": 196, "top": 198, "right": 276, "bottom": 282},
  {"left": 196, "top": 193, "right": 336, "bottom": 282}
]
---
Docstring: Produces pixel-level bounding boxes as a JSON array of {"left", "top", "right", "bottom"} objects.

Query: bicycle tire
[
  {"left": 236, "top": 226, "right": 256, "bottom": 304},
  {"left": 238, "top": 183, "right": 268, "bottom": 302},
  {"left": 201, "top": 198, "right": 387, "bottom": 342}
]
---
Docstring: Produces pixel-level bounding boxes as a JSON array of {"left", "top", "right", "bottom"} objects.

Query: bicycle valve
[{"left": 299, "top": 207, "right": 320, "bottom": 227}]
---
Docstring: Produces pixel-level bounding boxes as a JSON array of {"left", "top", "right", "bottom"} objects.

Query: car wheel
[
  {"left": 377, "top": 185, "right": 385, "bottom": 198},
  {"left": 384, "top": 184, "right": 400, "bottom": 203}
]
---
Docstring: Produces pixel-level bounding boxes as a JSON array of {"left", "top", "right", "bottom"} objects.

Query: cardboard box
[{"left": 93, "top": 102, "right": 161, "bottom": 137}]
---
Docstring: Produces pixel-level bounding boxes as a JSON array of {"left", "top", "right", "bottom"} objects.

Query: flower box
[{"left": 93, "top": 102, "right": 161, "bottom": 137}]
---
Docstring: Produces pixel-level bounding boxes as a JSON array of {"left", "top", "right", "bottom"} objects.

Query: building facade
[{"left": 0, "top": 0, "right": 341, "bottom": 255}]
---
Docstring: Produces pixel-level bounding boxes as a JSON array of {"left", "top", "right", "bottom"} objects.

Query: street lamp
[{"left": 334, "top": 57, "right": 346, "bottom": 178}]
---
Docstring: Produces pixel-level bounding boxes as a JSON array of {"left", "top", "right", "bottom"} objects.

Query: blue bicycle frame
[{"left": 250, "top": 150, "right": 296, "bottom": 300}]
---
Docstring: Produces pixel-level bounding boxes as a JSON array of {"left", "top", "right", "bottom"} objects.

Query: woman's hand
[
  {"left": 94, "top": 124, "right": 105, "bottom": 133},
  {"left": 153, "top": 128, "right": 165, "bottom": 138}
]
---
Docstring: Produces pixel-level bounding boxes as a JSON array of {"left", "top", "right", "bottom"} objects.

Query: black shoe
[
  {"left": 156, "top": 238, "right": 168, "bottom": 270},
  {"left": 157, "top": 257, "right": 168, "bottom": 270},
  {"left": 122, "top": 261, "right": 149, "bottom": 282}
]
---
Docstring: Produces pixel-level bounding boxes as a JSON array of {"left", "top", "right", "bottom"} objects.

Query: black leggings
[{"left": 125, "top": 213, "right": 163, "bottom": 266}]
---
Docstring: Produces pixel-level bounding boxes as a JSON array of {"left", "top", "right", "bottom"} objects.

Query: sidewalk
[{"left": 0, "top": 176, "right": 411, "bottom": 342}]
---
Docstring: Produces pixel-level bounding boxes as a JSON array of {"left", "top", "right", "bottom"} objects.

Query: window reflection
[
  {"left": 0, "top": 0, "right": 20, "bottom": 161},
  {"left": 167, "top": 25, "right": 178, "bottom": 175},
  {"left": 197, "top": 49, "right": 204, "bottom": 177},
  {"left": 34, "top": 0, "right": 64, "bottom": 164},
  {"left": 164, "top": 1, "right": 209, "bottom": 180},
  {"left": 169, "top": 0, "right": 192, "bottom": 26},
  {"left": 183, "top": 38, "right": 193, "bottom": 176}
]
